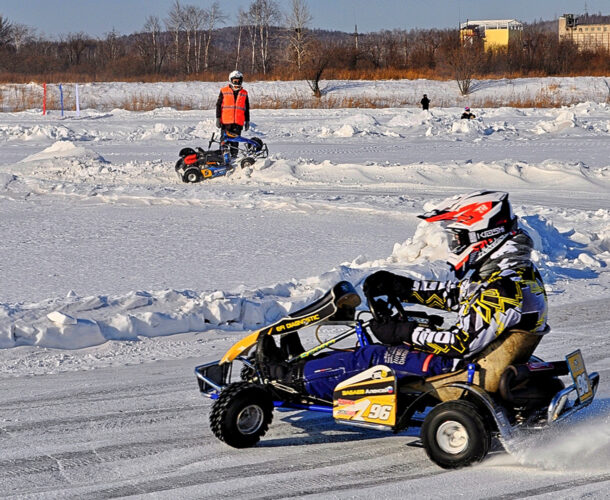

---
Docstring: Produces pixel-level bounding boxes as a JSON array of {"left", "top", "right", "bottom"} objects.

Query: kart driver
[
  {"left": 260, "top": 191, "right": 549, "bottom": 401},
  {"left": 216, "top": 70, "right": 250, "bottom": 158}
]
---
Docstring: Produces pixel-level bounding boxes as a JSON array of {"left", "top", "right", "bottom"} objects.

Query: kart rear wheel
[
  {"left": 209, "top": 382, "right": 273, "bottom": 448},
  {"left": 240, "top": 157, "right": 255, "bottom": 168},
  {"left": 421, "top": 400, "right": 490, "bottom": 469},
  {"left": 183, "top": 168, "right": 202, "bottom": 183},
  {"left": 246, "top": 137, "right": 264, "bottom": 152}
]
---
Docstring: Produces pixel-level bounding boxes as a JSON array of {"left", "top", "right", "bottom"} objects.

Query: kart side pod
[{"left": 333, "top": 365, "right": 398, "bottom": 430}]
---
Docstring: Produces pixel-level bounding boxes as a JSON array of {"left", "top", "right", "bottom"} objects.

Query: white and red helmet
[
  {"left": 229, "top": 70, "right": 243, "bottom": 89},
  {"left": 419, "top": 191, "right": 518, "bottom": 277}
]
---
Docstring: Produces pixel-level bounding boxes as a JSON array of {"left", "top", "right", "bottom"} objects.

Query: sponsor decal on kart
[
  {"left": 566, "top": 350, "right": 593, "bottom": 404},
  {"left": 333, "top": 365, "right": 397, "bottom": 426},
  {"left": 275, "top": 314, "right": 321, "bottom": 332}
]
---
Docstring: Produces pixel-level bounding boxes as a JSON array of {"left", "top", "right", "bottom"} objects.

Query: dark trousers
[
  {"left": 221, "top": 124, "right": 242, "bottom": 158},
  {"left": 302, "top": 345, "right": 452, "bottom": 400}
]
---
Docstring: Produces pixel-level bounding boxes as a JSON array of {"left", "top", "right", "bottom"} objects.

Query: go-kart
[
  {"left": 194, "top": 281, "right": 600, "bottom": 469},
  {"left": 175, "top": 131, "right": 268, "bottom": 183}
]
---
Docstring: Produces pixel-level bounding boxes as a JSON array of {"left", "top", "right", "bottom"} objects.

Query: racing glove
[
  {"left": 216, "top": 118, "right": 221, "bottom": 128},
  {"left": 369, "top": 316, "right": 416, "bottom": 345},
  {"left": 363, "top": 271, "right": 414, "bottom": 300},
  {"left": 244, "top": 121, "right": 250, "bottom": 131}
]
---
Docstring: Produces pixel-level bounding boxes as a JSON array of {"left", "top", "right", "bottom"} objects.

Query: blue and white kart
[{"left": 175, "top": 131, "right": 268, "bottom": 183}]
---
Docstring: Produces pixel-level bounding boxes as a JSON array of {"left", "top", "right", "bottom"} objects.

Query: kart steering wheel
[{"left": 366, "top": 290, "right": 407, "bottom": 322}]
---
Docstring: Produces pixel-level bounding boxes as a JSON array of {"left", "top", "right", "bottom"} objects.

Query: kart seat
[{"left": 403, "top": 327, "right": 549, "bottom": 402}]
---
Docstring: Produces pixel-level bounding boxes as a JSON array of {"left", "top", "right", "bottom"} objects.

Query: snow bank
[{"left": 1, "top": 209, "right": 606, "bottom": 350}]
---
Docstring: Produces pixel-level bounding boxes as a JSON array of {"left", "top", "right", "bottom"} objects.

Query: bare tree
[
  {"left": 242, "top": 8, "right": 258, "bottom": 73},
  {"left": 61, "top": 32, "right": 90, "bottom": 65},
  {"left": 0, "top": 15, "right": 13, "bottom": 47},
  {"left": 247, "top": 0, "right": 281, "bottom": 74},
  {"left": 202, "top": 2, "right": 227, "bottom": 71},
  {"left": 136, "top": 16, "right": 167, "bottom": 74},
  {"left": 100, "top": 29, "right": 122, "bottom": 63},
  {"left": 10, "top": 23, "right": 35, "bottom": 52},
  {"left": 165, "top": 0, "right": 184, "bottom": 69},
  {"left": 235, "top": 9, "right": 248, "bottom": 70},
  {"left": 284, "top": 0, "right": 312, "bottom": 71},
  {"left": 303, "top": 40, "right": 331, "bottom": 97},
  {"left": 181, "top": 4, "right": 200, "bottom": 73},
  {"left": 443, "top": 44, "right": 484, "bottom": 96}
]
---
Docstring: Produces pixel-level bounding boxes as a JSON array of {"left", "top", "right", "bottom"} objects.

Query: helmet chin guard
[{"left": 419, "top": 191, "right": 517, "bottom": 277}]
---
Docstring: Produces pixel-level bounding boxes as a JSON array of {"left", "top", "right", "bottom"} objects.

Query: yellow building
[
  {"left": 460, "top": 19, "right": 523, "bottom": 51},
  {"left": 559, "top": 14, "right": 610, "bottom": 51}
]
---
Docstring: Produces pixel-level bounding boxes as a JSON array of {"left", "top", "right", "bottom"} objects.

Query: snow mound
[
  {"left": 533, "top": 110, "right": 578, "bottom": 134},
  {"left": 22, "top": 140, "right": 107, "bottom": 163},
  {"left": 0, "top": 124, "right": 92, "bottom": 142}
]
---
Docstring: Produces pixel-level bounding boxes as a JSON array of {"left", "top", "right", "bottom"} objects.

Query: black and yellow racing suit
[{"left": 385, "top": 264, "right": 548, "bottom": 359}]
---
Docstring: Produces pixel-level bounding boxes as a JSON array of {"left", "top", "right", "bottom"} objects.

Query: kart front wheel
[
  {"left": 209, "top": 382, "right": 273, "bottom": 448},
  {"left": 240, "top": 157, "right": 255, "bottom": 168},
  {"left": 421, "top": 400, "right": 490, "bottom": 469}
]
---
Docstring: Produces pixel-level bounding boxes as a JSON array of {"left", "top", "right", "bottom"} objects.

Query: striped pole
[
  {"left": 59, "top": 84, "right": 64, "bottom": 117},
  {"left": 75, "top": 84, "right": 80, "bottom": 116},
  {"left": 43, "top": 83, "right": 47, "bottom": 115}
]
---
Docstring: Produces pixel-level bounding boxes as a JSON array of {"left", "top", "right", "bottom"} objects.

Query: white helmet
[
  {"left": 419, "top": 191, "right": 517, "bottom": 277},
  {"left": 229, "top": 70, "right": 243, "bottom": 89}
]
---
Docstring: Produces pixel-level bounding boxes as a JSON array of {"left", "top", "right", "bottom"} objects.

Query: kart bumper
[
  {"left": 547, "top": 370, "right": 600, "bottom": 423},
  {"left": 194, "top": 360, "right": 234, "bottom": 398}
]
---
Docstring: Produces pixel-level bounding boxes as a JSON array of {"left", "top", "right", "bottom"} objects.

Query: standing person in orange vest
[{"left": 216, "top": 70, "right": 250, "bottom": 158}]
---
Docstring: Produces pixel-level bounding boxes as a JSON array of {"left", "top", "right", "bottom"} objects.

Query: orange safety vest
[{"left": 220, "top": 86, "right": 248, "bottom": 126}]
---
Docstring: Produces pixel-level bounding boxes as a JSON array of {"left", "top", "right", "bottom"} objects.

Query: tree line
[{"left": 0, "top": 1, "right": 609, "bottom": 92}]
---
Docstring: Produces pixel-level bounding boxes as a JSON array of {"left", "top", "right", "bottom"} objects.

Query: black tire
[
  {"left": 178, "top": 147, "right": 197, "bottom": 157},
  {"left": 421, "top": 400, "right": 490, "bottom": 469},
  {"left": 240, "top": 157, "right": 255, "bottom": 169},
  {"left": 183, "top": 168, "right": 202, "bottom": 183},
  {"left": 240, "top": 357, "right": 258, "bottom": 382},
  {"left": 209, "top": 382, "right": 273, "bottom": 448},
  {"left": 246, "top": 137, "right": 264, "bottom": 152}
]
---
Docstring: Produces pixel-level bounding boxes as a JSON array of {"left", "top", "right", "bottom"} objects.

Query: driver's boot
[
  {"left": 256, "top": 335, "right": 287, "bottom": 381},
  {"left": 257, "top": 335, "right": 306, "bottom": 393}
]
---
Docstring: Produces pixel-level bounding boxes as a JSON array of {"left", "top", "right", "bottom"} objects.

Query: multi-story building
[
  {"left": 460, "top": 19, "right": 523, "bottom": 51},
  {"left": 559, "top": 14, "right": 610, "bottom": 51}
]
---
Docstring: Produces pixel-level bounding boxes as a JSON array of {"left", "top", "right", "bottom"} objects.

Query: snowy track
[
  {"left": 1, "top": 88, "right": 609, "bottom": 497},
  {"left": 1, "top": 341, "right": 608, "bottom": 499}
]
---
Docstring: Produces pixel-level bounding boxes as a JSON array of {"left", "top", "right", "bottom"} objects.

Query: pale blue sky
[{"left": 0, "top": 0, "right": 607, "bottom": 38}]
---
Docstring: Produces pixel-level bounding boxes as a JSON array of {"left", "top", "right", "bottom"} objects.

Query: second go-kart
[
  {"left": 175, "top": 131, "right": 268, "bottom": 183},
  {"left": 194, "top": 281, "right": 600, "bottom": 469}
]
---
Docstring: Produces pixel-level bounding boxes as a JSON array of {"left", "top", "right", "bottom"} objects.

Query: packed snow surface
[{"left": 0, "top": 79, "right": 608, "bottom": 498}]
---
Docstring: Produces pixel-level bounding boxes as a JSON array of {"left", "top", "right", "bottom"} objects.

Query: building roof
[{"left": 460, "top": 19, "right": 523, "bottom": 30}]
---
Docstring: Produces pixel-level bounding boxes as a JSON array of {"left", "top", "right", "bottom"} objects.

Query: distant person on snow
[
  {"left": 216, "top": 70, "right": 250, "bottom": 158},
  {"left": 421, "top": 94, "right": 430, "bottom": 110},
  {"left": 461, "top": 106, "right": 476, "bottom": 120},
  {"left": 259, "top": 191, "right": 549, "bottom": 401}
]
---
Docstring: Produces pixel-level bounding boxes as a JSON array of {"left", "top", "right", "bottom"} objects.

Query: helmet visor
[
  {"left": 231, "top": 77, "right": 242, "bottom": 86},
  {"left": 447, "top": 229, "right": 470, "bottom": 255}
]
